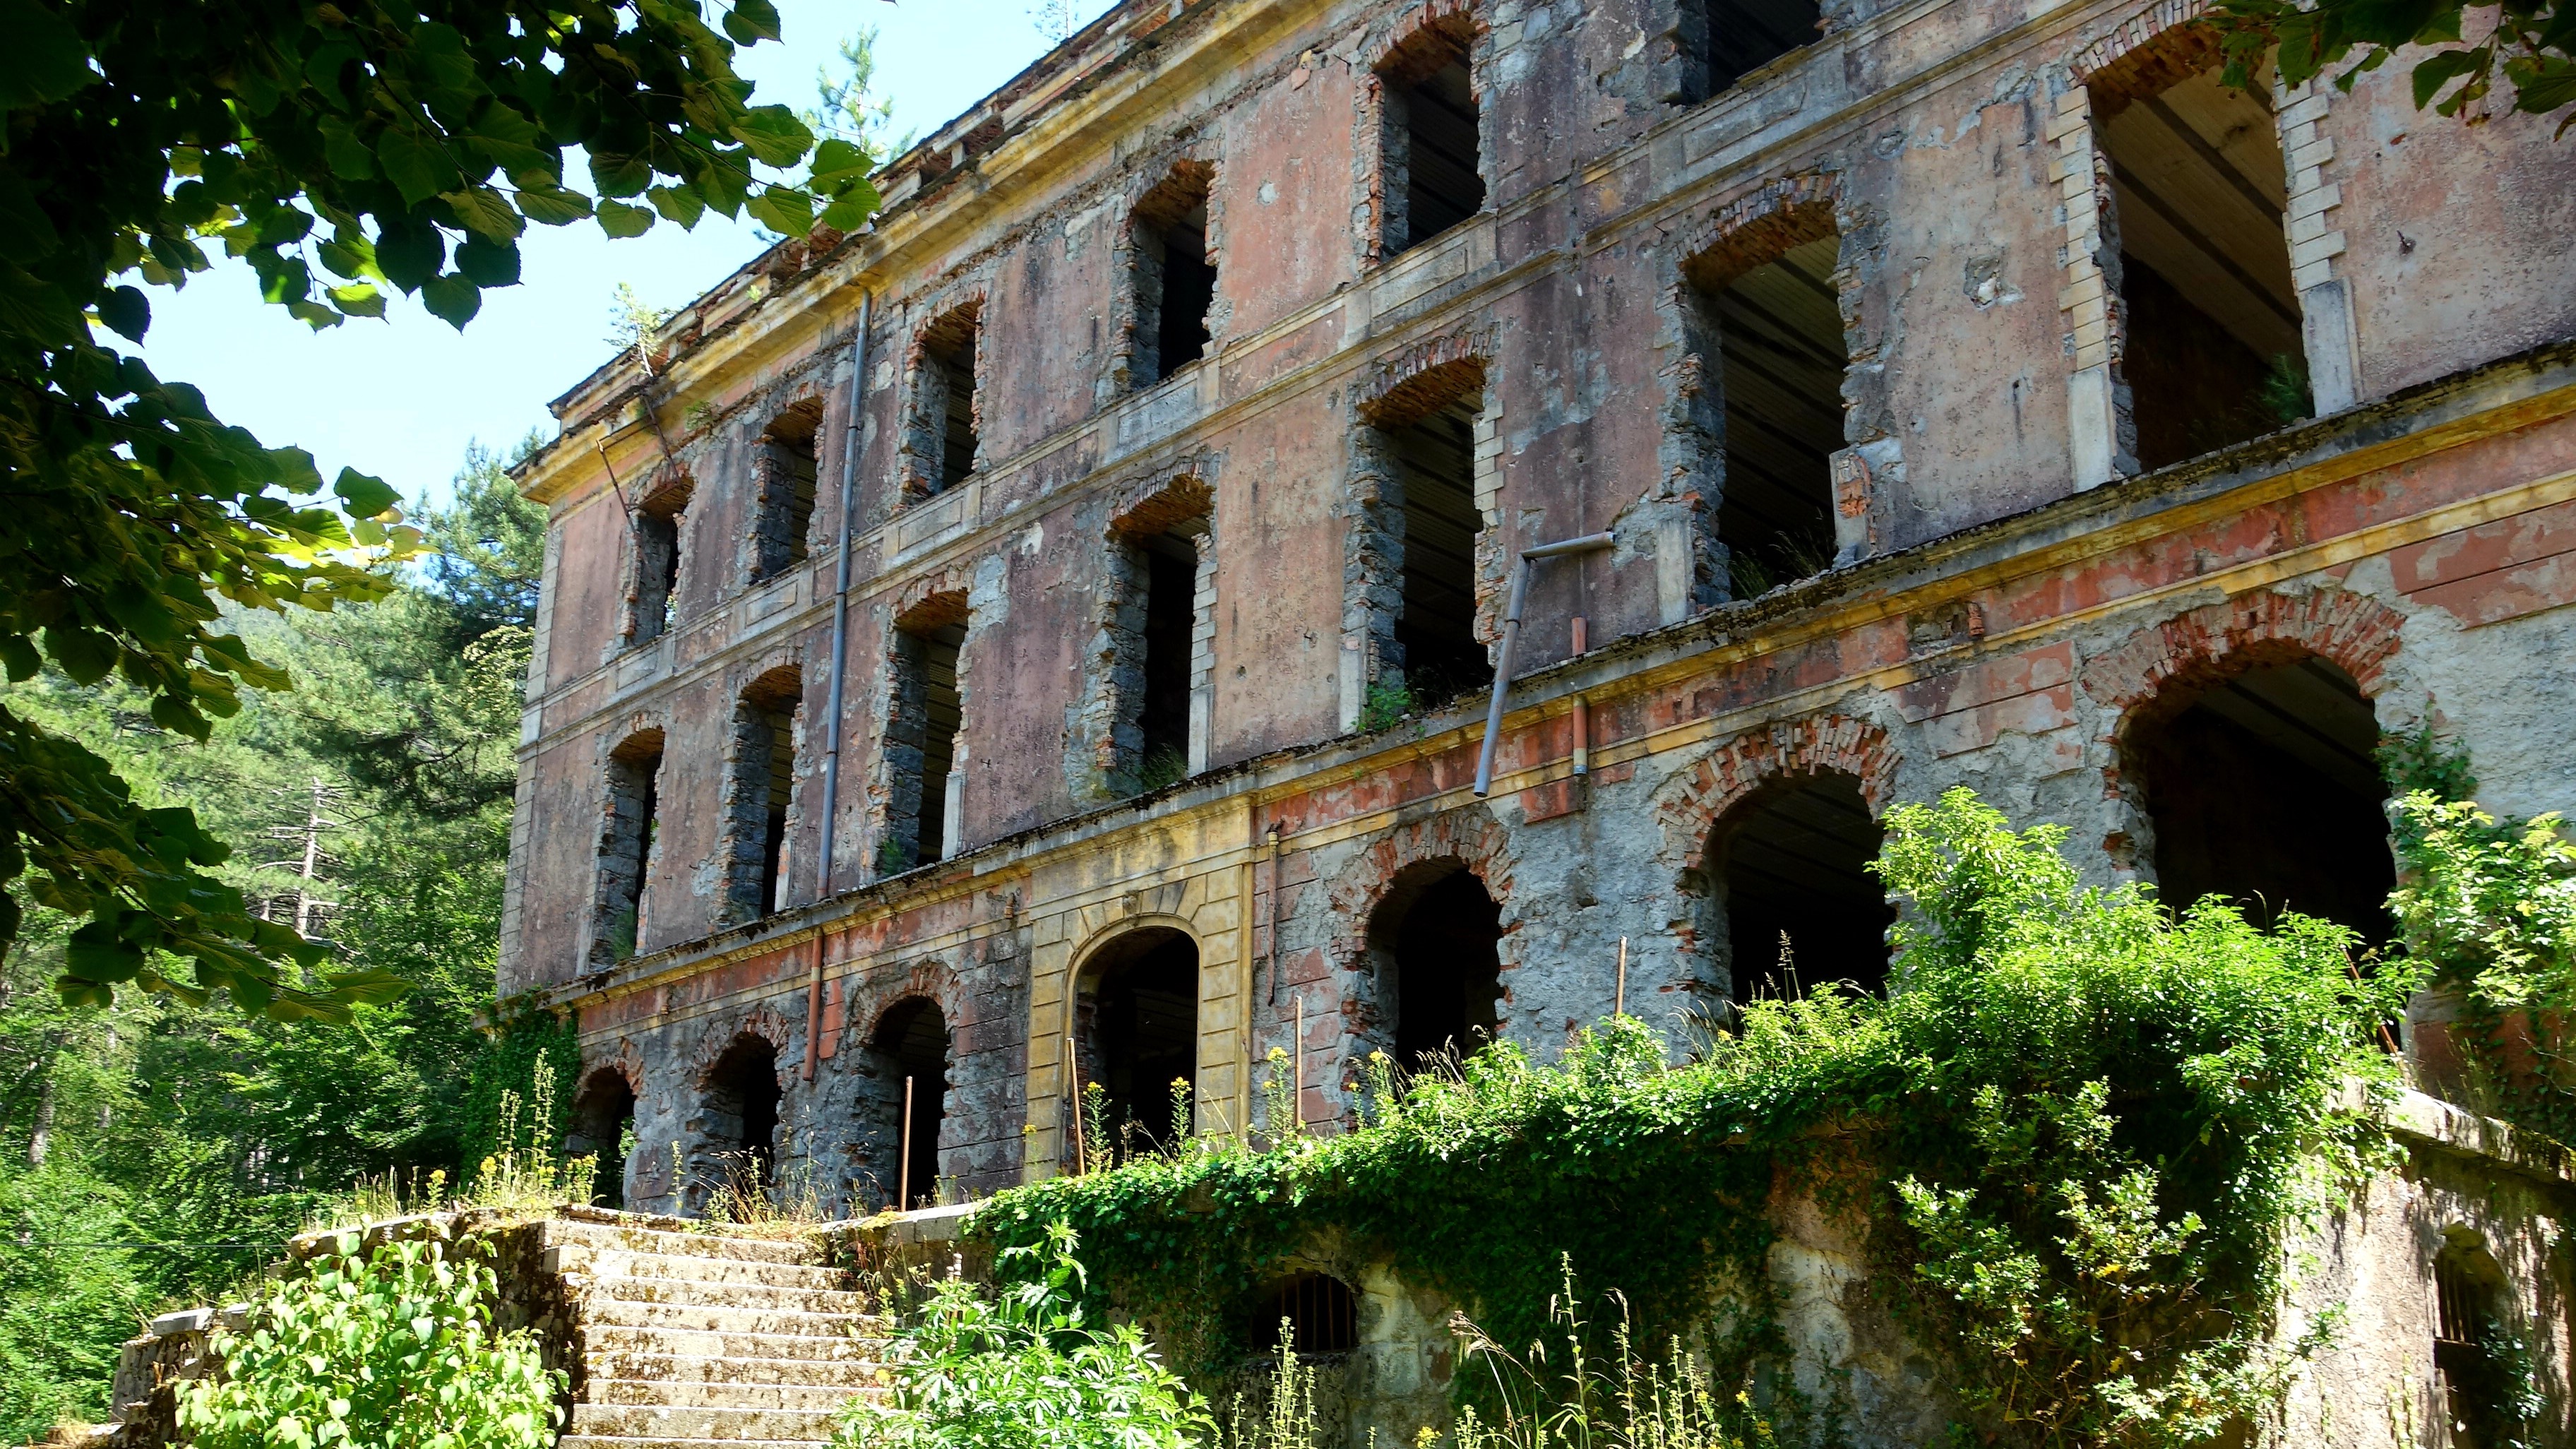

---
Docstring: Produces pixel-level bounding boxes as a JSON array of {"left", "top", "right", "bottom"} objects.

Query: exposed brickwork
[{"left": 1651, "top": 714, "right": 1899, "bottom": 886}]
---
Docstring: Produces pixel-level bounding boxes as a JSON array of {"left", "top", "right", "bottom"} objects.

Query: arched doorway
[
  {"left": 1366, "top": 861, "right": 1503, "bottom": 1067},
  {"left": 858, "top": 998, "right": 949, "bottom": 1211},
  {"left": 567, "top": 1068, "right": 637, "bottom": 1210},
  {"left": 1705, "top": 772, "right": 1892, "bottom": 1001},
  {"left": 1073, "top": 927, "right": 1199, "bottom": 1158},
  {"left": 2123, "top": 654, "right": 2391, "bottom": 942},
  {"left": 701, "top": 1034, "right": 780, "bottom": 1209}
]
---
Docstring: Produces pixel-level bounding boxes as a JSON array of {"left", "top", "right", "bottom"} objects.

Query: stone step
[
  {"left": 586, "top": 1249, "right": 853, "bottom": 1294},
  {"left": 588, "top": 1378, "right": 873, "bottom": 1412},
  {"left": 539, "top": 1216, "right": 822, "bottom": 1267},
  {"left": 583, "top": 1350, "right": 892, "bottom": 1388},
  {"left": 571, "top": 1272, "right": 870, "bottom": 1316},
  {"left": 569, "top": 1404, "right": 840, "bottom": 1441},
  {"left": 581, "top": 1296, "right": 883, "bottom": 1338},
  {"left": 560, "top": 1438, "right": 826, "bottom": 1449},
  {"left": 581, "top": 1325, "right": 883, "bottom": 1364}
]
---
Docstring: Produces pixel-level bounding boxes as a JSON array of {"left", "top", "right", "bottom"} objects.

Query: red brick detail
[
  {"left": 2078, "top": 588, "right": 2405, "bottom": 715},
  {"left": 2072, "top": 1, "right": 2221, "bottom": 112},
  {"left": 1651, "top": 714, "right": 1898, "bottom": 876},
  {"left": 1679, "top": 171, "right": 1840, "bottom": 290},
  {"left": 1109, "top": 472, "right": 1216, "bottom": 539},
  {"left": 1324, "top": 808, "right": 1515, "bottom": 970},
  {"left": 688, "top": 1001, "right": 798, "bottom": 1085},
  {"left": 1368, "top": 0, "right": 1484, "bottom": 81},
  {"left": 891, "top": 566, "right": 974, "bottom": 629},
  {"left": 583, "top": 1039, "right": 647, "bottom": 1097},
  {"left": 1360, "top": 329, "right": 1496, "bottom": 425}
]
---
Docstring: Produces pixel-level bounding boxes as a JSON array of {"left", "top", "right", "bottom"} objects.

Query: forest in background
[{"left": 0, "top": 441, "right": 559, "bottom": 1439}]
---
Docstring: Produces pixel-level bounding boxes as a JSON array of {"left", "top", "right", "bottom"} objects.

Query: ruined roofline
[{"left": 516, "top": 0, "right": 1217, "bottom": 487}]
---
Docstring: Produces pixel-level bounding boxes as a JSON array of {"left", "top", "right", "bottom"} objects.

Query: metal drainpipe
[
  {"left": 804, "top": 290, "right": 873, "bottom": 1084},
  {"left": 1472, "top": 532, "right": 1615, "bottom": 799}
]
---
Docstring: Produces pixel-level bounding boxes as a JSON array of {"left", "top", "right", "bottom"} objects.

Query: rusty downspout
[
  {"left": 1473, "top": 533, "right": 1615, "bottom": 798},
  {"left": 805, "top": 290, "right": 873, "bottom": 1083}
]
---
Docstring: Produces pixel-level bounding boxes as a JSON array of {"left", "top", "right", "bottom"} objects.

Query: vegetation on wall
[{"left": 972, "top": 789, "right": 2411, "bottom": 1449}]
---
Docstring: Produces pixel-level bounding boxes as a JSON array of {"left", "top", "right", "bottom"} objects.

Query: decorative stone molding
[{"left": 1651, "top": 714, "right": 1898, "bottom": 882}]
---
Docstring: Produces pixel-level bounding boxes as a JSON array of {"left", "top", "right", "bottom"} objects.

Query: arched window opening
[
  {"left": 1074, "top": 928, "right": 1200, "bottom": 1158},
  {"left": 1101, "top": 479, "right": 1215, "bottom": 797},
  {"left": 2433, "top": 1236, "right": 2522, "bottom": 1449},
  {"left": 1681, "top": 230, "right": 1846, "bottom": 599},
  {"left": 1368, "top": 861, "right": 1503, "bottom": 1068},
  {"left": 567, "top": 1069, "right": 637, "bottom": 1211},
  {"left": 2089, "top": 45, "right": 2302, "bottom": 469},
  {"left": 1671, "top": 0, "right": 1823, "bottom": 105},
  {"left": 750, "top": 401, "right": 824, "bottom": 582},
  {"left": 1707, "top": 772, "right": 1890, "bottom": 1002},
  {"left": 591, "top": 729, "right": 665, "bottom": 967},
  {"left": 1377, "top": 21, "right": 1484, "bottom": 256},
  {"left": 1131, "top": 164, "right": 1216, "bottom": 388},
  {"left": 2125, "top": 654, "right": 2391, "bottom": 943},
  {"left": 1250, "top": 1272, "right": 1360, "bottom": 1356},
  {"left": 703, "top": 1034, "right": 781, "bottom": 1206},
  {"left": 724, "top": 667, "right": 803, "bottom": 922},
  {"left": 861, "top": 998, "right": 950, "bottom": 1211}
]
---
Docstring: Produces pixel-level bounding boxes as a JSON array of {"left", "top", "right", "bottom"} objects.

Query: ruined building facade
[{"left": 503, "top": 0, "right": 2576, "bottom": 1426}]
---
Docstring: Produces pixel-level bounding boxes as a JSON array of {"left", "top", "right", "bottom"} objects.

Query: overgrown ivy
[
  {"left": 458, "top": 995, "right": 578, "bottom": 1181},
  {"left": 972, "top": 790, "right": 2411, "bottom": 1449}
]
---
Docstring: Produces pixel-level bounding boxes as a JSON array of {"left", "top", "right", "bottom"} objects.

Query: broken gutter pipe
[
  {"left": 804, "top": 290, "right": 871, "bottom": 1086},
  {"left": 1472, "top": 532, "right": 1615, "bottom": 799},
  {"left": 1570, "top": 616, "right": 1590, "bottom": 776}
]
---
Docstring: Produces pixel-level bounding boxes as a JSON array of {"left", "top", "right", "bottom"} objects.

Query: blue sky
[{"left": 135, "top": 0, "right": 1114, "bottom": 513}]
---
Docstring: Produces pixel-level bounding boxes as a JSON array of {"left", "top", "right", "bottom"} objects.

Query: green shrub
[
  {"left": 835, "top": 1222, "right": 1210, "bottom": 1449},
  {"left": 177, "top": 1234, "right": 561, "bottom": 1449},
  {"left": 972, "top": 789, "right": 2406, "bottom": 1449}
]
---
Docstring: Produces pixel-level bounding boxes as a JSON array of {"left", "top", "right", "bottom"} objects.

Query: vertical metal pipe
[
  {"left": 1570, "top": 616, "right": 1590, "bottom": 777},
  {"left": 804, "top": 292, "right": 871, "bottom": 1087},
  {"left": 1473, "top": 533, "right": 1613, "bottom": 799}
]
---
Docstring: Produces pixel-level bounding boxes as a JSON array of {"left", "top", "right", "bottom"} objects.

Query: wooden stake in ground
[
  {"left": 898, "top": 1075, "right": 916, "bottom": 1210},
  {"left": 1292, "top": 994, "right": 1305, "bottom": 1128},
  {"left": 1066, "top": 1034, "right": 1087, "bottom": 1175},
  {"left": 1616, "top": 937, "right": 1628, "bottom": 1018}
]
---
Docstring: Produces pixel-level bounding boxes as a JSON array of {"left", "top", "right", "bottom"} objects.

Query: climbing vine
[{"left": 971, "top": 789, "right": 2409, "bottom": 1448}]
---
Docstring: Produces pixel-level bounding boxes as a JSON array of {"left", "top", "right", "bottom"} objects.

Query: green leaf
[
  {"left": 441, "top": 186, "right": 525, "bottom": 242},
  {"left": 0, "top": 0, "right": 95, "bottom": 109},
  {"left": 724, "top": 0, "right": 785, "bottom": 43},
  {"left": 0, "top": 260, "right": 87, "bottom": 345},
  {"left": 410, "top": 22, "right": 487, "bottom": 116},
  {"left": 589, "top": 150, "right": 653, "bottom": 198},
  {"left": 95, "top": 285, "right": 150, "bottom": 342},
  {"left": 2412, "top": 47, "right": 2484, "bottom": 107},
  {"left": 595, "top": 200, "right": 657, "bottom": 239},
  {"left": 647, "top": 184, "right": 707, "bottom": 229},
  {"left": 318, "top": 114, "right": 377, "bottom": 181},
  {"left": 378, "top": 129, "right": 459, "bottom": 209},
  {"left": 330, "top": 282, "right": 388, "bottom": 318},
  {"left": 818, "top": 181, "right": 881, "bottom": 234},
  {"left": 323, "top": 968, "right": 414, "bottom": 1005},
  {"left": 334, "top": 470, "right": 400, "bottom": 520},
  {"left": 746, "top": 185, "right": 813, "bottom": 237},
  {"left": 455, "top": 237, "right": 521, "bottom": 287},
  {"left": 66, "top": 921, "right": 147, "bottom": 984},
  {"left": 0, "top": 636, "right": 39, "bottom": 681},
  {"left": 419, "top": 274, "right": 482, "bottom": 328},
  {"left": 514, "top": 181, "right": 592, "bottom": 226},
  {"left": 44, "top": 625, "right": 117, "bottom": 684},
  {"left": 810, "top": 138, "right": 873, "bottom": 185},
  {"left": 374, "top": 222, "right": 445, "bottom": 292},
  {"left": 463, "top": 100, "right": 552, "bottom": 178},
  {"left": 732, "top": 105, "right": 815, "bottom": 168}
]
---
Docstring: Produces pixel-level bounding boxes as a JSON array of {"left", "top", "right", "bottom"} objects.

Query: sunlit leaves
[{"left": 2209, "top": 0, "right": 2575, "bottom": 133}]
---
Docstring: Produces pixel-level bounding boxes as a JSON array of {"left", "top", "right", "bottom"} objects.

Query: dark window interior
[
  {"left": 1151, "top": 203, "right": 1214, "bottom": 385},
  {"left": 916, "top": 621, "right": 965, "bottom": 864},
  {"left": 595, "top": 733, "right": 663, "bottom": 966},
  {"left": 756, "top": 406, "right": 822, "bottom": 579},
  {"left": 1393, "top": 49, "right": 1484, "bottom": 254},
  {"left": 1251, "top": 1273, "right": 1360, "bottom": 1356},
  {"left": 2094, "top": 59, "right": 2302, "bottom": 470},
  {"left": 876, "top": 998, "right": 950, "bottom": 1209},
  {"left": 2128, "top": 655, "right": 2391, "bottom": 943},
  {"left": 1696, "top": 234, "right": 1844, "bottom": 597},
  {"left": 1676, "top": 0, "right": 1823, "bottom": 102},
  {"left": 567, "top": 1070, "right": 636, "bottom": 1211},
  {"left": 1371, "top": 864, "right": 1503, "bottom": 1067},
  {"left": 705, "top": 1034, "right": 780, "bottom": 1193},
  {"left": 1710, "top": 771, "right": 1891, "bottom": 1001},
  {"left": 1080, "top": 928, "right": 1200, "bottom": 1155},
  {"left": 759, "top": 710, "right": 793, "bottom": 915},
  {"left": 1141, "top": 535, "right": 1196, "bottom": 771},
  {"left": 926, "top": 321, "right": 979, "bottom": 492},
  {"left": 1390, "top": 392, "right": 1489, "bottom": 703},
  {"left": 629, "top": 495, "right": 685, "bottom": 643}
]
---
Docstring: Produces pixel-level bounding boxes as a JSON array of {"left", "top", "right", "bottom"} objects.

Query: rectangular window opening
[
  {"left": 760, "top": 420, "right": 821, "bottom": 578},
  {"left": 760, "top": 710, "right": 793, "bottom": 915},
  {"left": 595, "top": 737, "right": 664, "bottom": 965},
  {"left": 1147, "top": 203, "right": 1214, "bottom": 386},
  {"left": 1676, "top": 0, "right": 1822, "bottom": 102},
  {"left": 1138, "top": 534, "right": 1198, "bottom": 780},
  {"left": 1391, "top": 393, "right": 1490, "bottom": 704},
  {"left": 628, "top": 499, "right": 684, "bottom": 644},
  {"left": 919, "top": 317, "right": 981, "bottom": 495},
  {"left": 895, "top": 621, "right": 966, "bottom": 866},
  {"left": 1693, "top": 234, "right": 1844, "bottom": 598},
  {"left": 2093, "top": 57, "right": 2302, "bottom": 470},
  {"left": 1388, "top": 47, "right": 1485, "bottom": 256}
]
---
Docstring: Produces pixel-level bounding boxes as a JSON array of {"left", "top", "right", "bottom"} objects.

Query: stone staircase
[{"left": 538, "top": 1215, "right": 890, "bottom": 1449}]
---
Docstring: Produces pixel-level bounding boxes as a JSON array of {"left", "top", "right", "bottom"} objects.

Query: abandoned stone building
[{"left": 498, "top": 0, "right": 2576, "bottom": 1433}]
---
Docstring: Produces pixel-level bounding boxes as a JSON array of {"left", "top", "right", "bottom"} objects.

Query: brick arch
[
  {"left": 888, "top": 564, "right": 975, "bottom": 628},
  {"left": 734, "top": 644, "right": 806, "bottom": 697},
  {"left": 2068, "top": 0, "right": 2217, "bottom": 90},
  {"left": 581, "top": 1039, "right": 646, "bottom": 1099},
  {"left": 1109, "top": 473, "right": 1215, "bottom": 539},
  {"left": 602, "top": 710, "right": 669, "bottom": 763},
  {"left": 1368, "top": 0, "right": 1484, "bottom": 80},
  {"left": 2080, "top": 586, "right": 2407, "bottom": 797},
  {"left": 1325, "top": 807, "right": 1516, "bottom": 972},
  {"left": 1678, "top": 169, "right": 1842, "bottom": 290},
  {"left": 845, "top": 955, "right": 973, "bottom": 1049},
  {"left": 1361, "top": 328, "right": 1496, "bottom": 424},
  {"left": 1651, "top": 713, "right": 1898, "bottom": 886},
  {"left": 689, "top": 1003, "right": 797, "bottom": 1085}
]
